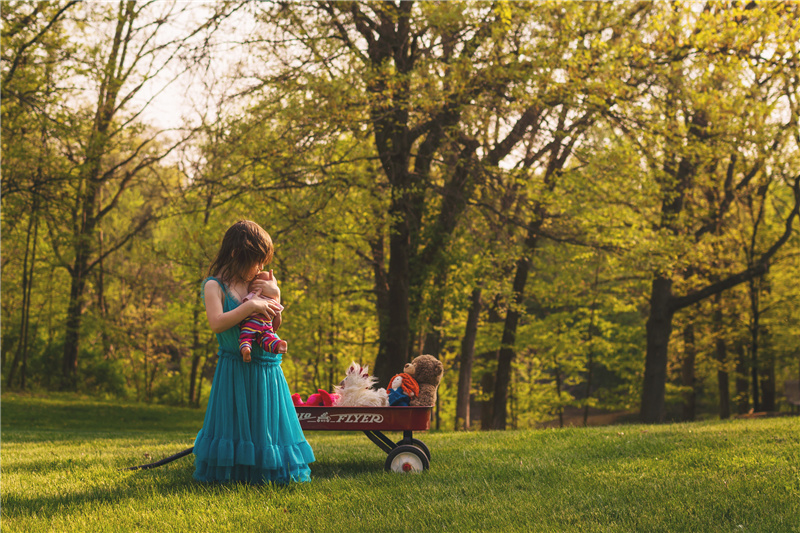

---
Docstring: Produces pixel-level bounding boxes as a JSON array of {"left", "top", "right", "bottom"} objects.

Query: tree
[
  {"left": 250, "top": 1, "right": 600, "bottom": 387},
  {"left": 2, "top": 0, "right": 79, "bottom": 388},
  {"left": 485, "top": 1, "right": 653, "bottom": 429},
  {"left": 602, "top": 2, "right": 800, "bottom": 422}
]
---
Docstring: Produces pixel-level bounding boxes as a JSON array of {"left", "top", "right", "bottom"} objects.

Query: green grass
[{"left": 2, "top": 392, "right": 799, "bottom": 532}]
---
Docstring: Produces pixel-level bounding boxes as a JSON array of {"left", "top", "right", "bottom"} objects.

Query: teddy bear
[{"left": 403, "top": 354, "right": 443, "bottom": 407}]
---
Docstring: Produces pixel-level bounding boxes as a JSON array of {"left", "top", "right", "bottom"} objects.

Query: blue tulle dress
[{"left": 193, "top": 277, "right": 314, "bottom": 484}]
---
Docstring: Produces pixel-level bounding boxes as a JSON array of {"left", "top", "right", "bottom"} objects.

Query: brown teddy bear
[{"left": 403, "top": 354, "right": 443, "bottom": 407}]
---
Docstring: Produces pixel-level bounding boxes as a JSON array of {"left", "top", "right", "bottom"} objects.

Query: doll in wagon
[{"left": 387, "top": 373, "right": 419, "bottom": 406}]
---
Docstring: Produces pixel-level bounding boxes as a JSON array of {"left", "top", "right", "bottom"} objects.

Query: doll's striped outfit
[
  {"left": 239, "top": 314, "right": 283, "bottom": 353},
  {"left": 238, "top": 290, "right": 284, "bottom": 354}
]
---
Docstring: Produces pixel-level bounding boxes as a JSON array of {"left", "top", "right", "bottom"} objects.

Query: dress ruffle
[
  {"left": 194, "top": 435, "right": 314, "bottom": 484},
  {"left": 193, "top": 278, "right": 314, "bottom": 485}
]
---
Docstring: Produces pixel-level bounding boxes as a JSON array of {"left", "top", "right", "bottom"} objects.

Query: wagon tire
[
  {"left": 396, "top": 438, "right": 431, "bottom": 461},
  {"left": 385, "top": 445, "right": 429, "bottom": 473}
]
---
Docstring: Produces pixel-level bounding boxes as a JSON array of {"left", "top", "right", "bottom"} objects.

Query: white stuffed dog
[{"left": 333, "top": 362, "right": 389, "bottom": 407}]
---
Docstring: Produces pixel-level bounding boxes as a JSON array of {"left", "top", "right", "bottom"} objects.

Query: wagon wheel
[
  {"left": 385, "top": 445, "right": 429, "bottom": 473},
  {"left": 396, "top": 438, "right": 431, "bottom": 461}
]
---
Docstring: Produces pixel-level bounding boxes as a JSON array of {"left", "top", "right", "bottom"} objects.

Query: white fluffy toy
[{"left": 333, "top": 362, "right": 389, "bottom": 407}]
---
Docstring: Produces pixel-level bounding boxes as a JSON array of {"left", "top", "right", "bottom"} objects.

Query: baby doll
[
  {"left": 386, "top": 373, "right": 419, "bottom": 406},
  {"left": 239, "top": 271, "right": 287, "bottom": 362}
]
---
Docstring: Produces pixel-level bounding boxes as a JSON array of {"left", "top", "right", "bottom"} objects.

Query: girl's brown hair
[{"left": 208, "top": 220, "right": 274, "bottom": 283}]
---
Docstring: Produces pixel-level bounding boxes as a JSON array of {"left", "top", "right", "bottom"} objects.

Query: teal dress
[{"left": 193, "top": 277, "right": 314, "bottom": 484}]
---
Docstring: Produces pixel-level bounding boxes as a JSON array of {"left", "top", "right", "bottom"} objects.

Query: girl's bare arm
[{"left": 204, "top": 280, "right": 277, "bottom": 333}]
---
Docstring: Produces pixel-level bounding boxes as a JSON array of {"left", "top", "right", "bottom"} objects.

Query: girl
[{"left": 193, "top": 220, "right": 314, "bottom": 484}]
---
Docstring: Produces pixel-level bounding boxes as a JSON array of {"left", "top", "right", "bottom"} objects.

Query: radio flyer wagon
[{"left": 295, "top": 406, "right": 432, "bottom": 473}]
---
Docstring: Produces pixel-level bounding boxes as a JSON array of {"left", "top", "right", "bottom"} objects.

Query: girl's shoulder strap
[
  {"left": 203, "top": 275, "right": 221, "bottom": 288},
  {"left": 202, "top": 276, "right": 229, "bottom": 300}
]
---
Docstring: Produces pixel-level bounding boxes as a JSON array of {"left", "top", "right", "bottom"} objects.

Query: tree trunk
[
  {"left": 197, "top": 351, "right": 213, "bottom": 407},
  {"left": 422, "top": 268, "right": 448, "bottom": 359},
  {"left": 583, "top": 271, "right": 599, "bottom": 426},
  {"left": 734, "top": 338, "right": 750, "bottom": 414},
  {"left": 641, "top": 276, "right": 674, "bottom": 423},
  {"left": 553, "top": 353, "right": 564, "bottom": 428},
  {"left": 97, "top": 186, "right": 110, "bottom": 357},
  {"left": 19, "top": 212, "right": 38, "bottom": 390},
  {"left": 370, "top": 236, "right": 393, "bottom": 384},
  {"left": 760, "top": 356, "right": 776, "bottom": 412},
  {"left": 479, "top": 359, "right": 496, "bottom": 431},
  {"left": 491, "top": 248, "right": 533, "bottom": 430},
  {"left": 455, "top": 288, "right": 481, "bottom": 430},
  {"left": 583, "top": 347, "right": 595, "bottom": 427},
  {"left": 7, "top": 209, "right": 38, "bottom": 389},
  {"left": 716, "top": 342, "right": 731, "bottom": 419},
  {"left": 759, "top": 317, "right": 775, "bottom": 411},
  {"left": 62, "top": 248, "right": 89, "bottom": 389},
  {"left": 479, "top": 298, "right": 504, "bottom": 430},
  {"left": 361, "top": 4, "right": 416, "bottom": 386},
  {"left": 417, "top": 143, "right": 482, "bottom": 361},
  {"left": 143, "top": 310, "right": 150, "bottom": 402},
  {"left": 681, "top": 322, "right": 697, "bottom": 421},
  {"left": 759, "top": 276, "right": 775, "bottom": 411},
  {"left": 59, "top": 3, "right": 134, "bottom": 389},
  {"left": 748, "top": 277, "right": 760, "bottom": 411},
  {"left": 189, "top": 297, "right": 202, "bottom": 406},
  {"left": 713, "top": 295, "right": 730, "bottom": 419}
]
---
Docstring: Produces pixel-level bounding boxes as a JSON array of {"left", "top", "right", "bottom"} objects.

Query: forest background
[{"left": 2, "top": 0, "right": 799, "bottom": 431}]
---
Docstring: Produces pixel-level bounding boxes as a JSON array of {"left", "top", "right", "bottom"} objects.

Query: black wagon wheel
[
  {"left": 385, "top": 445, "right": 429, "bottom": 473},
  {"left": 396, "top": 438, "right": 431, "bottom": 461}
]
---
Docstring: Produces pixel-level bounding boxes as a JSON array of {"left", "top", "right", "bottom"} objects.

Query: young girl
[{"left": 193, "top": 220, "right": 314, "bottom": 484}]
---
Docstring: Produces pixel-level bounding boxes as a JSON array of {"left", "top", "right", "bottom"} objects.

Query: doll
[
  {"left": 386, "top": 373, "right": 419, "bottom": 406},
  {"left": 239, "top": 271, "right": 287, "bottom": 362}
]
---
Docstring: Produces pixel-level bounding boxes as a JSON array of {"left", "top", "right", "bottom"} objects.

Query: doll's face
[{"left": 391, "top": 375, "right": 403, "bottom": 389}]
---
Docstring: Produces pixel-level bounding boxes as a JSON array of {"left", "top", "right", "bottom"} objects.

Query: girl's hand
[
  {"left": 250, "top": 295, "right": 283, "bottom": 319},
  {"left": 251, "top": 269, "right": 280, "bottom": 301}
]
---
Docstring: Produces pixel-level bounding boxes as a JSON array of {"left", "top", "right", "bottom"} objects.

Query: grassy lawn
[{"left": 2, "top": 392, "right": 799, "bottom": 532}]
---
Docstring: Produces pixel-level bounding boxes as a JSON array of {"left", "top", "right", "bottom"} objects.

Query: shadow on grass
[
  {"left": 4, "top": 452, "right": 387, "bottom": 522},
  {"left": 3, "top": 462, "right": 315, "bottom": 521},
  {"left": 4, "top": 454, "right": 396, "bottom": 523},
  {"left": 117, "top": 453, "right": 386, "bottom": 481}
]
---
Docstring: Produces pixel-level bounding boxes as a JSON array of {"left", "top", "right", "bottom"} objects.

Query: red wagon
[{"left": 295, "top": 406, "right": 432, "bottom": 473}]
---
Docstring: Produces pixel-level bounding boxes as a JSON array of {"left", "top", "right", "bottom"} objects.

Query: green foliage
[{"left": 2, "top": 1, "right": 799, "bottom": 426}]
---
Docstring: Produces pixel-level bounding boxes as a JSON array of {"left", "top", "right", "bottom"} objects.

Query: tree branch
[
  {"left": 1, "top": 1, "right": 79, "bottom": 88},
  {"left": 671, "top": 175, "right": 800, "bottom": 311}
]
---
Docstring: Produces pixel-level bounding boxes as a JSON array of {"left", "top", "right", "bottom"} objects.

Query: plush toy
[
  {"left": 404, "top": 354, "right": 443, "bottom": 407},
  {"left": 386, "top": 373, "right": 419, "bottom": 406},
  {"left": 305, "top": 389, "right": 339, "bottom": 407},
  {"left": 333, "top": 362, "right": 389, "bottom": 407},
  {"left": 292, "top": 389, "right": 339, "bottom": 407}
]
